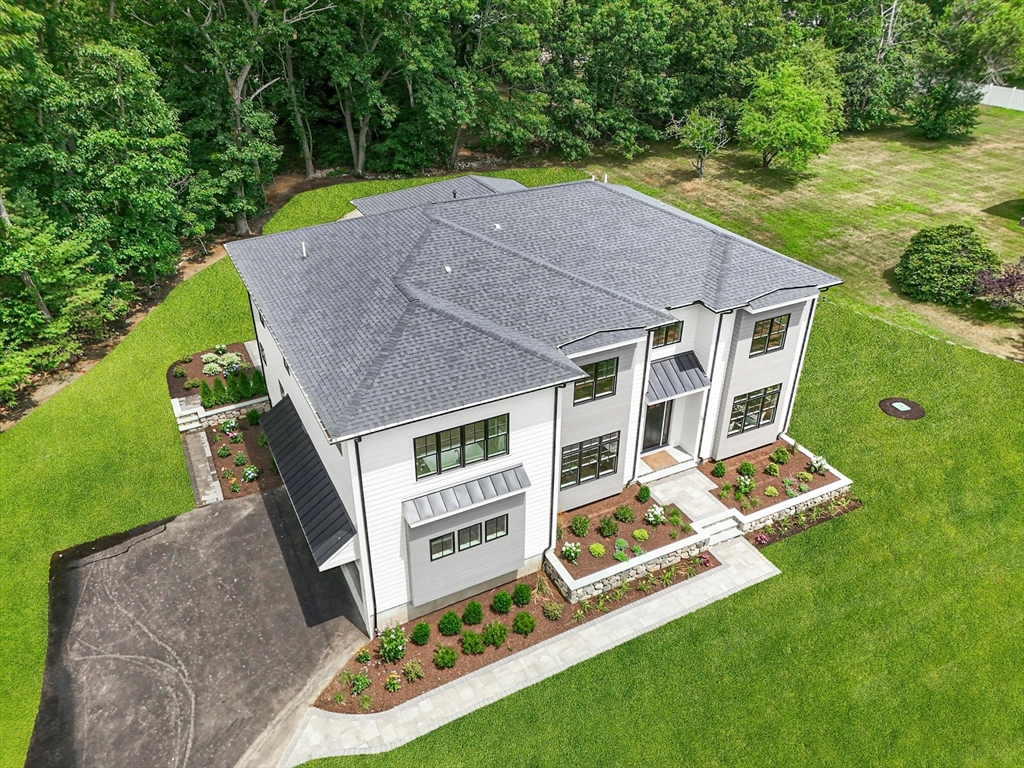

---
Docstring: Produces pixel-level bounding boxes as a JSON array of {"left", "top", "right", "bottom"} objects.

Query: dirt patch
[
  {"left": 206, "top": 417, "right": 282, "bottom": 498},
  {"left": 315, "top": 551, "right": 719, "bottom": 714},
  {"left": 697, "top": 439, "right": 839, "bottom": 513},
  {"left": 555, "top": 484, "right": 694, "bottom": 578},
  {"left": 166, "top": 342, "right": 256, "bottom": 400}
]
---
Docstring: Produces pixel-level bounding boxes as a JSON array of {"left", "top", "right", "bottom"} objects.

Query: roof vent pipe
[
  {"left": 301, "top": 241, "right": 307, "bottom": 259},
  {"left": 453, "top": 189, "right": 457, "bottom": 199},
  {"left": 604, "top": 173, "right": 608, "bottom": 183}
]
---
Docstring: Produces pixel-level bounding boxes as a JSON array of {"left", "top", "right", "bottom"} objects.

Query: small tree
[
  {"left": 738, "top": 63, "right": 837, "bottom": 170},
  {"left": 894, "top": 224, "right": 999, "bottom": 304},
  {"left": 200, "top": 379, "right": 215, "bottom": 409},
  {"left": 666, "top": 110, "right": 729, "bottom": 179},
  {"left": 975, "top": 256, "right": 1024, "bottom": 308},
  {"left": 906, "top": 76, "right": 981, "bottom": 139}
]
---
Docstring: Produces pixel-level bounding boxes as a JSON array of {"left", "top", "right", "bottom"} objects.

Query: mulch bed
[
  {"left": 206, "top": 417, "right": 282, "bottom": 499},
  {"left": 879, "top": 397, "right": 925, "bottom": 420},
  {"left": 745, "top": 492, "right": 862, "bottom": 549},
  {"left": 166, "top": 342, "right": 255, "bottom": 401},
  {"left": 698, "top": 439, "right": 839, "bottom": 513},
  {"left": 315, "top": 551, "right": 720, "bottom": 715},
  {"left": 555, "top": 484, "right": 694, "bottom": 578}
]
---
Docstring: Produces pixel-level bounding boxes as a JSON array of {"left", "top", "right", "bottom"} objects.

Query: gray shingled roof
[
  {"left": 352, "top": 175, "right": 527, "bottom": 216},
  {"left": 747, "top": 286, "right": 822, "bottom": 311},
  {"left": 402, "top": 464, "right": 530, "bottom": 527},
  {"left": 261, "top": 396, "right": 356, "bottom": 568},
  {"left": 647, "top": 352, "right": 711, "bottom": 403},
  {"left": 227, "top": 180, "right": 840, "bottom": 442}
]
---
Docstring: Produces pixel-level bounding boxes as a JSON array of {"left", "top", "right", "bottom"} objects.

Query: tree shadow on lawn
[
  {"left": 982, "top": 199, "right": 1024, "bottom": 223},
  {"left": 710, "top": 150, "right": 812, "bottom": 192}
]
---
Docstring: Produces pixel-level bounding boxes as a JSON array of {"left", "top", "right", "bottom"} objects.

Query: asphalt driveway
[{"left": 27, "top": 487, "right": 365, "bottom": 768}]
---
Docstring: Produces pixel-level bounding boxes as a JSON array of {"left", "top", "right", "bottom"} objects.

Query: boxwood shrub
[
  {"left": 512, "top": 611, "right": 536, "bottom": 636},
  {"left": 492, "top": 591, "right": 512, "bottom": 614},
  {"left": 410, "top": 622, "right": 430, "bottom": 646},
  {"left": 512, "top": 583, "right": 532, "bottom": 606},
  {"left": 460, "top": 630, "right": 485, "bottom": 655},
  {"left": 438, "top": 610, "right": 462, "bottom": 636},
  {"left": 482, "top": 621, "right": 508, "bottom": 648},
  {"left": 462, "top": 600, "right": 483, "bottom": 625},
  {"left": 433, "top": 644, "right": 457, "bottom": 669}
]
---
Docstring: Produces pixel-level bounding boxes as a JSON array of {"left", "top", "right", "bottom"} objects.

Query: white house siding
[
  {"left": 357, "top": 386, "right": 557, "bottom": 618},
  {"left": 710, "top": 297, "right": 815, "bottom": 459},
  {"left": 697, "top": 310, "right": 737, "bottom": 459},
  {"left": 559, "top": 340, "right": 643, "bottom": 511}
]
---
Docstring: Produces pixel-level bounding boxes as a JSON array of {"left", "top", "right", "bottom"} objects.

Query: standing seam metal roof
[
  {"left": 646, "top": 352, "right": 712, "bottom": 403},
  {"left": 402, "top": 464, "right": 531, "bottom": 527}
]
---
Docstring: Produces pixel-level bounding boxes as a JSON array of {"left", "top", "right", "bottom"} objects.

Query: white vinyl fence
[{"left": 980, "top": 84, "right": 1024, "bottom": 112}]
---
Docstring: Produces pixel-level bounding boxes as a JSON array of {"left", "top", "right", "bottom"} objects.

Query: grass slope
[
  {"left": 586, "top": 107, "right": 1024, "bottom": 358},
  {"left": 303, "top": 301, "right": 1024, "bottom": 768},
  {"left": 263, "top": 168, "right": 589, "bottom": 233},
  {"left": 0, "top": 259, "right": 254, "bottom": 767}
]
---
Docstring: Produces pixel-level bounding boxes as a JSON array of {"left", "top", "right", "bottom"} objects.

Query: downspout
[
  {"left": 631, "top": 333, "right": 654, "bottom": 481},
  {"left": 696, "top": 310, "right": 730, "bottom": 460},
  {"left": 353, "top": 437, "right": 378, "bottom": 635},
  {"left": 548, "top": 385, "right": 563, "bottom": 552},
  {"left": 781, "top": 298, "right": 817, "bottom": 434}
]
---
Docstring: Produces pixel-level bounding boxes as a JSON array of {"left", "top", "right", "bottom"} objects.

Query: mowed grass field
[{"left": 586, "top": 107, "right": 1024, "bottom": 358}]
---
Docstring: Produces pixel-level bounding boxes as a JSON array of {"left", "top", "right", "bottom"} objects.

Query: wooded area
[{"left": 1, "top": 0, "right": 1023, "bottom": 403}]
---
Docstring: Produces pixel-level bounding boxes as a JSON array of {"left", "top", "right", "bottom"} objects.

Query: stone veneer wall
[
  {"left": 736, "top": 485, "right": 851, "bottom": 532},
  {"left": 544, "top": 538, "right": 708, "bottom": 604},
  {"left": 190, "top": 399, "right": 270, "bottom": 432}
]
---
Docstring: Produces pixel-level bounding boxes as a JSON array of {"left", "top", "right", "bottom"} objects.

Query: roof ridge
[{"left": 428, "top": 207, "right": 674, "bottom": 324}]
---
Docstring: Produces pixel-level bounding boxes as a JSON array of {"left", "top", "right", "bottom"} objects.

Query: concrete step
[{"left": 707, "top": 523, "right": 742, "bottom": 546}]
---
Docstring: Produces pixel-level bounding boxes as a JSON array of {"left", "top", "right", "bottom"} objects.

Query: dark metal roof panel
[
  {"left": 261, "top": 396, "right": 356, "bottom": 568},
  {"left": 402, "top": 464, "right": 530, "bottom": 527},
  {"left": 646, "top": 351, "right": 711, "bottom": 403}
]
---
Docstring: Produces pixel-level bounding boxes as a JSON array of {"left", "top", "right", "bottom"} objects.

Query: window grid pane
[
  {"left": 414, "top": 414, "right": 509, "bottom": 480},
  {"left": 430, "top": 532, "right": 454, "bottom": 561},
  {"left": 458, "top": 523, "right": 482, "bottom": 551},
  {"left": 485, "top": 515, "right": 508, "bottom": 541},
  {"left": 415, "top": 435, "right": 438, "bottom": 478},
  {"left": 464, "top": 421, "right": 486, "bottom": 465},
  {"left": 728, "top": 385, "right": 783, "bottom": 435}
]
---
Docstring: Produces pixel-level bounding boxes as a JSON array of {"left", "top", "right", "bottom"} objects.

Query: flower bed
[
  {"left": 745, "top": 492, "right": 861, "bottom": 548},
  {"left": 555, "top": 484, "right": 694, "bottom": 578},
  {"left": 698, "top": 438, "right": 839, "bottom": 514},
  {"left": 316, "top": 552, "right": 719, "bottom": 715},
  {"left": 206, "top": 413, "right": 282, "bottom": 498},
  {"left": 166, "top": 342, "right": 267, "bottom": 406}
]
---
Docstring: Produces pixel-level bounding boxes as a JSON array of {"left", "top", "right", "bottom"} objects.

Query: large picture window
[
  {"left": 728, "top": 384, "right": 782, "bottom": 436},
  {"left": 561, "top": 432, "right": 620, "bottom": 488},
  {"left": 414, "top": 414, "right": 509, "bottom": 479},
  {"left": 652, "top": 321, "right": 682, "bottom": 348},
  {"left": 749, "top": 314, "right": 790, "bottom": 356},
  {"left": 573, "top": 358, "right": 618, "bottom": 404}
]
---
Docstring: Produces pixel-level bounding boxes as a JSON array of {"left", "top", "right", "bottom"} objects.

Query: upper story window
[
  {"left": 749, "top": 314, "right": 790, "bottom": 356},
  {"left": 414, "top": 414, "right": 509, "bottom": 480},
  {"left": 560, "top": 432, "right": 620, "bottom": 488},
  {"left": 573, "top": 358, "right": 618, "bottom": 404},
  {"left": 728, "top": 384, "right": 781, "bottom": 436},
  {"left": 652, "top": 321, "right": 682, "bottom": 348},
  {"left": 257, "top": 309, "right": 267, "bottom": 328}
]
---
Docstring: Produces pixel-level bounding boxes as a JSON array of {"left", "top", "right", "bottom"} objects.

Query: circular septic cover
[{"left": 879, "top": 398, "right": 925, "bottom": 420}]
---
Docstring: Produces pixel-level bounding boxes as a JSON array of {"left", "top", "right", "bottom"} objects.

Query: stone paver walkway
[
  {"left": 278, "top": 537, "right": 779, "bottom": 766},
  {"left": 181, "top": 429, "right": 222, "bottom": 506},
  {"left": 650, "top": 468, "right": 729, "bottom": 521}
]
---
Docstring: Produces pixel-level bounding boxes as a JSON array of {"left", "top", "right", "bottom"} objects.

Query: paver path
[
  {"left": 650, "top": 468, "right": 730, "bottom": 521},
  {"left": 279, "top": 537, "right": 779, "bottom": 765},
  {"left": 27, "top": 488, "right": 365, "bottom": 768}
]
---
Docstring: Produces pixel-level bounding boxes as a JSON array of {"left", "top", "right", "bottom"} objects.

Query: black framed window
[
  {"left": 429, "top": 532, "right": 455, "bottom": 561},
  {"left": 573, "top": 358, "right": 618, "bottom": 404},
  {"left": 458, "top": 523, "right": 482, "bottom": 551},
  {"left": 414, "top": 414, "right": 510, "bottom": 479},
  {"left": 728, "top": 384, "right": 782, "bottom": 436},
  {"left": 258, "top": 341, "right": 267, "bottom": 366},
  {"left": 652, "top": 321, "right": 682, "bottom": 348},
  {"left": 258, "top": 309, "right": 267, "bottom": 327},
  {"left": 749, "top": 314, "right": 790, "bottom": 356},
  {"left": 560, "top": 432, "right": 620, "bottom": 488},
  {"left": 485, "top": 515, "right": 508, "bottom": 541}
]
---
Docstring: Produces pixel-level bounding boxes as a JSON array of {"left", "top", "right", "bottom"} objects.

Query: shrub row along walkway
[{"left": 279, "top": 537, "right": 779, "bottom": 765}]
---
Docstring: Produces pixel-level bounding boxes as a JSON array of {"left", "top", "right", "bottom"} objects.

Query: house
[{"left": 225, "top": 177, "right": 841, "bottom": 637}]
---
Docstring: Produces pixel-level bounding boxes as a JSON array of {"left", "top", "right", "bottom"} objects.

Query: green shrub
[
  {"left": 570, "top": 514, "right": 590, "bottom": 537},
  {"left": 402, "top": 659, "right": 424, "bottom": 681},
  {"left": 512, "top": 583, "right": 532, "bottom": 606},
  {"left": 179, "top": 354, "right": 193, "bottom": 364},
  {"left": 542, "top": 602, "right": 563, "bottom": 621},
  {"left": 229, "top": 432, "right": 244, "bottom": 444},
  {"left": 258, "top": 432, "right": 267, "bottom": 447},
  {"left": 589, "top": 543, "right": 605, "bottom": 558},
  {"left": 438, "top": 611, "right": 462, "bottom": 636},
  {"left": 385, "top": 672, "right": 401, "bottom": 693},
  {"left": 482, "top": 621, "right": 509, "bottom": 647},
  {"left": 765, "top": 485, "right": 779, "bottom": 498},
  {"left": 799, "top": 483, "right": 810, "bottom": 493},
  {"left": 410, "top": 622, "right": 430, "bottom": 646},
  {"left": 735, "top": 475, "right": 755, "bottom": 496},
  {"left": 212, "top": 376, "right": 230, "bottom": 405},
  {"left": 631, "top": 544, "right": 643, "bottom": 556},
  {"left": 512, "top": 611, "right": 536, "bottom": 636},
  {"left": 332, "top": 691, "right": 345, "bottom": 704},
  {"left": 560, "top": 541, "right": 581, "bottom": 564},
  {"left": 711, "top": 461, "right": 726, "bottom": 477},
  {"left": 614, "top": 550, "right": 629, "bottom": 561},
  {"left": 378, "top": 621, "right": 406, "bottom": 662},
  {"left": 597, "top": 515, "right": 618, "bottom": 538},
  {"left": 462, "top": 600, "right": 483, "bottom": 625},
  {"left": 172, "top": 364, "right": 187, "bottom": 378},
  {"left": 236, "top": 370, "right": 253, "bottom": 400},
  {"left": 233, "top": 452, "right": 247, "bottom": 466},
  {"left": 614, "top": 537, "right": 628, "bottom": 551},
  {"left": 226, "top": 372, "right": 241, "bottom": 402},
  {"left": 632, "top": 529, "right": 649, "bottom": 542},
  {"left": 433, "top": 644, "right": 457, "bottom": 669},
  {"left": 183, "top": 377, "right": 202, "bottom": 390},
  {"left": 359, "top": 694, "right": 372, "bottom": 711},
  {"left": 229, "top": 481, "right": 240, "bottom": 493},
  {"left": 770, "top": 447, "right": 790, "bottom": 465},
  {"left": 737, "top": 461, "right": 757, "bottom": 477},
  {"left": 350, "top": 672, "right": 371, "bottom": 694},
  {"left": 217, "top": 445, "right": 231, "bottom": 458},
  {"left": 246, "top": 408, "right": 261, "bottom": 425},
  {"left": 613, "top": 504, "right": 634, "bottom": 523},
  {"left": 355, "top": 647, "right": 371, "bottom": 663},
  {"left": 796, "top": 471, "right": 813, "bottom": 483},
  {"left": 460, "top": 630, "right": 486, "bottom": 655},
  {"left": 637, "top": 484, "right": 651, "bottom": 503},
  {"left": 493, "top": 591, "right": 513, "bottom": 613},
  {"left": 200, "top": 379, "right": 215, "bottom": 408},
  {"left": 764, "top": 462, "right": 779, "bottom": 477},
  {"left": 893, "top": 224, "right": 998, "bottom": 305},
  {"left": 251, "top": 368, "right": 268, "bottom": 396}
]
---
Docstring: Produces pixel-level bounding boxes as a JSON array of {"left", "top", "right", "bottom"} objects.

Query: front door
[{"left": 643, "top": 400, "right": 673, "bottom": 452}]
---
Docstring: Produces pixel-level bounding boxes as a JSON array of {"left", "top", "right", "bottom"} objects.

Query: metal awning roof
[
  {"left": 646, "top": 351, "right": 711, "bottom": 404},
  {"left": 402, "top": 464, "right": 530, "bottom": 528},
  {"left": 261, "top": 396, "right": 356, "bottom": 569}
]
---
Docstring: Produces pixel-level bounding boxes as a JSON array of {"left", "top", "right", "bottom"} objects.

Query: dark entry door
[{"left": 643, "top": 401, "right": 672, "bottom": 451}]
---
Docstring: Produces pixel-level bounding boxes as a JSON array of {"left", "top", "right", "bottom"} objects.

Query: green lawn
[
  {"left": 585, "top": 107, "right": 1024, "bottom": 359},
  {"left": 303, "top": 299, "right": 1024, "bottom": 768}
]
